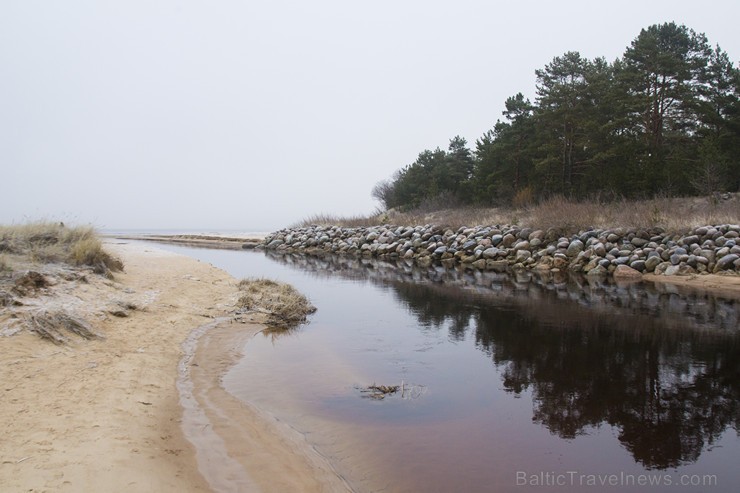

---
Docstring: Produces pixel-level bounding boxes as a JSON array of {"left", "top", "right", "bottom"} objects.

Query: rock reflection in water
[{"left": 265, "top": 251, "right": 740, "bottom": 470}]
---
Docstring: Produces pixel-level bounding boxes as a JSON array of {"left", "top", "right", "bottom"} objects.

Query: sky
[{"left": 2, "top": 1, "right": 739, "bottom": 231}]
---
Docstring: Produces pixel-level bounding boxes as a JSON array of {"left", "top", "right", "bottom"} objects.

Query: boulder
[
  {"left": 482, "top": 248, "right": 499, "bottom": 259},
  {"left": 433, "top": 246, "right": 448, "bottom": 256},
  {"left": 714, "top": 254, "right": 739, "bottom": 272},
  {"left": 566, "top": 240, "right": 584, "bottom": 257},
  {"left": 487, "top": 260, "right": 509, "bottom": 272},
  {"left": 613, "top": 264, "right": 643, "bottom": 281},
  {"left": 515, "top": 250, "right": 531, "bottom": 263},
  {"left": 586, "top": 265, "right": 608, "bottom": 276},
  {"left": 502, "top": 233, "right": 516, "bottom": 248}
]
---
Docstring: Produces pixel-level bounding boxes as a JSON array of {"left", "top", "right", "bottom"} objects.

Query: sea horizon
[{"left": 101, "top": 228, "right": 271, "bottom": 238}]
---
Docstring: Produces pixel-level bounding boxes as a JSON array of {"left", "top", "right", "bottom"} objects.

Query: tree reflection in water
[{"left": 265, "top": 251, "right": 740, "bottom": 470}]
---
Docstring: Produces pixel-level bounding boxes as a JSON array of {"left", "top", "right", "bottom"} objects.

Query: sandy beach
[{"left": 0, "top": 241, "right": 348, "bottom": 493}]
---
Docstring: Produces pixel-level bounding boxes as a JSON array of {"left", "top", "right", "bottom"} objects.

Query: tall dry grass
[
  {"left": 526, "top": 195, "right": 740, "bottom": 232},
  {"left": 294, "top": 207, "right": 512, "bottom": 229},
  {"left": 293, "top": 212, "right": 387, "bottom": 228},
  {"left": 0, "top": 222, "right": 123, "bottom": 275},
  {"left": 294, "top": 194, "right": 740, "bottom": 234}
]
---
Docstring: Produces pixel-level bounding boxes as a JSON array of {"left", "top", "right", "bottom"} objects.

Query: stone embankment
[{"left": 262, "top": 224, "right": 740, "bottom": 278}]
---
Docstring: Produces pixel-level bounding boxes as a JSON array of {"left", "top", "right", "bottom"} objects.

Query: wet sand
[{"left": 184, "top": 320, "right": 352, "bottom": 492}]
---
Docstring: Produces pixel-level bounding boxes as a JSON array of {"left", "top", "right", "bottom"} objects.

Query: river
[{"left": 147, "top": 242, "right": 740, "bottom": 492}]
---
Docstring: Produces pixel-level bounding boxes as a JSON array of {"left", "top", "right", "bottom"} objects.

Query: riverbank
[
  {"left": 114, "top": 229, "right": 740, "bottom": 301},
  {"left": 0, "top": 241, "right": 346, "bottom": 492},
  {"left": 262, "top": 223, "right": 740, "bottom": 283}
]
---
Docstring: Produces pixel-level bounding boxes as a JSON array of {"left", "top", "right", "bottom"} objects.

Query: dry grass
[
  {"left": 237, "top": 277, "right": 316, "bottom": 329},
  {"left": 295, "top": 194, "right": 740, "bottom": 234},
  {"left": 0, "top": 222, "right": 123, "bottom": 276},
  {"left": 294, "top": 208, "right": 508, "bottom": 229},
  {"left": 525, "top": 194, "right": 740, "bottom": 233},
  {"left": 293, "top": 212, "right": 388, "bottom": 228}
]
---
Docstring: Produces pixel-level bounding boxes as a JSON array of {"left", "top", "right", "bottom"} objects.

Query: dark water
[{"left": 141, "top": 242, "right": 740, "bottom": 492}]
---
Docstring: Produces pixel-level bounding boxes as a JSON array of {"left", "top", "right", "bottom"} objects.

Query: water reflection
[{"left": 265, "top": 251, "right": 740, "bottom": 470}]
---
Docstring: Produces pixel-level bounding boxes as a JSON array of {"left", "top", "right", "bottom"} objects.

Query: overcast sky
[{"left": 2, "top": 1, "right": 739, "bottom": 231}]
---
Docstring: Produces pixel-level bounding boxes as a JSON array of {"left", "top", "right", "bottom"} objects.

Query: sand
[
  {"left": 643, "top": 272, "right": 740, "bottom": 300},
  {"left": 0, "top": 242, "right": 349, "bottom": 493}
]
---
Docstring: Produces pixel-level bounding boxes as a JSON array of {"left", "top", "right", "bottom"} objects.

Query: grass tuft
[
  {"left": 237, "top": 277, "right": 316, "bottom": 329},
  {"left": 0, "top": 222, "right": 123, "bottom": 275},
  {"left": 69, "top": 237, "right": 124, "bottom": 275}
]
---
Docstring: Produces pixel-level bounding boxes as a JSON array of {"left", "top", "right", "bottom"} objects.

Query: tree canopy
[{"left": 374, "top": 23, "right": 740, "bottom": 210}]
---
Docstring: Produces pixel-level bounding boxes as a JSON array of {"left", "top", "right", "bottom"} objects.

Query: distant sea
[{"left": 101, "top": 228, "right": 271, "bottom": 238}]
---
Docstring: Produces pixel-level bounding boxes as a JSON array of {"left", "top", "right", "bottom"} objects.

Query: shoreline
[
  {"left": 111, "top": 232, "right": 740, "bottom": 299},
  {"left": 107, "top": 234, "right": 264, "bottom": 251},
  {"left": 183, "top": 319, "right": 352, "bottom": 493},
  {"left": 642, "top": 272, "right": 740, "bottom": 300},
  {"left": 262, "top": 223, "right": 740, "bottom": 298},
  {"left": 0, "top": 241, "right": 347, "bottom": 492}
]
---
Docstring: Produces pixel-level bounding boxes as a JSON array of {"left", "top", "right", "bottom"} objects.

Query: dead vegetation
[
  {"left": 24, "top": 310, "right": 104, "bottom": 345},
  {"left": 293, "top": 212, "right": 387, "bottom": 229},
  {"left": 525, "top": 194, "right": 740, "bottom": 233},
  {"left": 360, "top": 384, "right": 400, "bottom": 400},
  {"left": 11, "top": 271, "right": 50, "bottom": 296},
  {"left": 0, "top": 289, "right": 21, "bottom": 307},
  {"left": 358, "top": 381, "right": 427, "bottom": 400},
  {"left": 297, "top": 194, "right": 740, "bottom": 235},
  {"left": 0, "top": 222, "right": 123, "bottom": 276},
  {"left": 237, "top": 277, "right": 316, "bottom": 329},
  {"left": 1, "top": 222, "right": 125, "bottom": 344}
]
